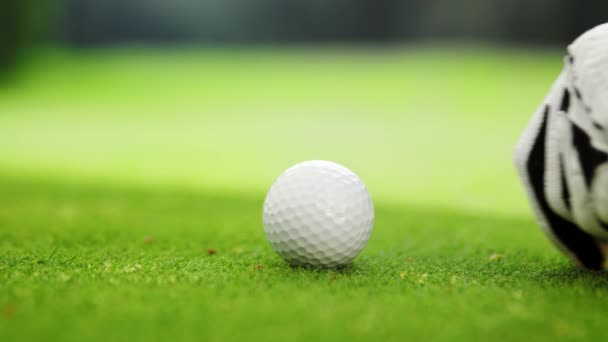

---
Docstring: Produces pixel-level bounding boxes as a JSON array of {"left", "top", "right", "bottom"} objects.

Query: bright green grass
[{"left": 2, "top": 47, "right": 608, "bottom": 341}]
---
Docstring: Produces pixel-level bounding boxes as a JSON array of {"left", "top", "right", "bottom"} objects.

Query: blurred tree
[
  {"left": 417, "top": 0, "right": 502, "bottom": 40},
  {"left": 59, "top": 0, "right": 608, "bottom": 46},
  {"left": 0, "top": 0, "right": 27, "bottom": 74},
  {"left": 567, "top": 1, "right": 608, "bottom": 42},
  {"left": 351, "top": 0, "right": 400, "bottom": 42},
  {"left": 0, "top": 0, "right": 58, "bottom": 77},
  {"left": 495, "top": 0, "right": 570, "bottom": 45}
]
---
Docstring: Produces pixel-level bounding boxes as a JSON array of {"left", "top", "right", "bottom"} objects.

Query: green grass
[{"left": 2, "top": 46, "right": 608, "bottom": 341}]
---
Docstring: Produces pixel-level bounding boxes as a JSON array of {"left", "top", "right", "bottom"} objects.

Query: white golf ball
[{"left": 263, "top": 160, "right": 374, "bottom": 267}]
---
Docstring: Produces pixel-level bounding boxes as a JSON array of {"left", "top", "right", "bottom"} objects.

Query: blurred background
[
  {"left": 1, "top": 0, "right": 607, "bottom": 214},
  {"left": 3, "top": 0, "right": 608, "bottom": 64}
]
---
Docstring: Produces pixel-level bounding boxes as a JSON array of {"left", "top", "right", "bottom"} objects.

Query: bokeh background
[
  {"left": 2, "top": 0, "right": 607, "bottom": 213},
  {"left": 3, "top": 1, "right": 608, "bottom": 55},
  {"left": 3, "top": 1, "right": 608, "bottom": 48}
]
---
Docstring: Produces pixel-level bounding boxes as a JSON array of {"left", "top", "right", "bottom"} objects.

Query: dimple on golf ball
[{"left": 263, "top": 160, "right": 374, "bottom": 267}]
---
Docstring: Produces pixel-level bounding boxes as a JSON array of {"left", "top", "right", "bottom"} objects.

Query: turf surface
[{"left": 2, "top": 47, "right": 608, "bottom": 341}]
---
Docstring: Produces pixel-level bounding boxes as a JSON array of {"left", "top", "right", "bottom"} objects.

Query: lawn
[{"left": 2, "top": 47, "right": 608, "bottom": 341}]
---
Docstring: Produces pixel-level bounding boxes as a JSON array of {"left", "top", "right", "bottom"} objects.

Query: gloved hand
[{"left": 514, "top": 23, "right": 608, "bottom": 270}]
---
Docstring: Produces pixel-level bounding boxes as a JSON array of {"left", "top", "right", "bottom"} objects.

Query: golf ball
[{"left": 263, "top": 160, "right": 374, "bottom": 267}]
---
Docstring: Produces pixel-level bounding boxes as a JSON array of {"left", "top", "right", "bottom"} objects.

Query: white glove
[{"left": 514, "top": 23, "right": 608, "bottom": 270}]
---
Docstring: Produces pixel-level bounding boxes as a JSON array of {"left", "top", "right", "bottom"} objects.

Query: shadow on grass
[
  {"left": 3, "top": 173, "right": 607, "bottom": 284},
  {"left": 533, "top": 266, "right": 608, "bottom": 285},
  {"left": 287, "top": 262, "right": 358, "bottom": 274}
]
